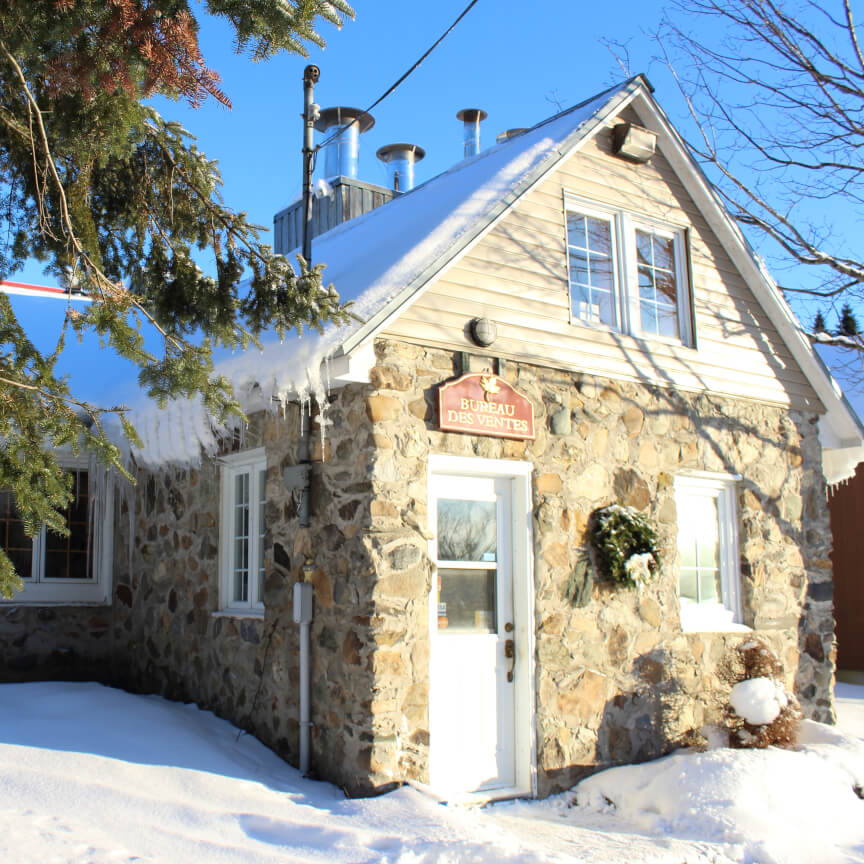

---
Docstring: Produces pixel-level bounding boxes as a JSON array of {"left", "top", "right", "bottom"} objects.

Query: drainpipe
[{"left": 294, "top": 561, "right": 314, "bottom": 775}]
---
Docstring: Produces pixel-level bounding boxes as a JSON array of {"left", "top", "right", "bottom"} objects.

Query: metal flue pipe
[{"left": 301, "top": 65, "right": 320, "bottom": 266}]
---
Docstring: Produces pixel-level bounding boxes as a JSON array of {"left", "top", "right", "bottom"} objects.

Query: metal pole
[
  {"left": 299, "top": 66, "right": 318, "bottom": 530},
  {"left": 297, "top": 66, "right": 319, "bottom": 779},
  {"left": 301, "top": 65, "right": 320, "bottom": 266}
]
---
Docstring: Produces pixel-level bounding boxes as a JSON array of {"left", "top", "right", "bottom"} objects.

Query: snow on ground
[
  {"left": 0, "top": 682, "right": 862, "bottom": 864},
  {"left": 837, "top": 682, "right": 864, "bottom": 739}
]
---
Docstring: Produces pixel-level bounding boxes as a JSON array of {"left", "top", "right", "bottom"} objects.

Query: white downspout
[{"left": 293, "top": 575, "right": 314, "bottom": 775}]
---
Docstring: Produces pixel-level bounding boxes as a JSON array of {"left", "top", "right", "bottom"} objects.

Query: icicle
[{"left": 299, "top": 393, "right": 308, "bottom": 438}]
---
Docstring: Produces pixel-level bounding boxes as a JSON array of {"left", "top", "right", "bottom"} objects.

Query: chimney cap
[
  {"left": 456, "top": 108, "right": 487, "bottom": 123},
  {"left": 314, "top": 106, "right": 375, "bottom": 134},
  {"left": 376, "top": 143, "right": 427, "bottom": 163},
  {"left": 496, "top": 127, "right": 527, "bottom": 144}
]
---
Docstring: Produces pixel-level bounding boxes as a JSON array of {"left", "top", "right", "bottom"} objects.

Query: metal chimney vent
[
  {"left": 376, "top": 143, "right": 426, "bottom": 192},
  {"left": 314, "top": 106, "right": 375, "bottom": 179},
  {"left": 456, "top": 108, "right": 487, "bottom": 158}
]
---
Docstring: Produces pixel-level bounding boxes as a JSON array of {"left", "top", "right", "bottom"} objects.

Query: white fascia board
[
  {"left": 327, "top": 339, "right": 376, "bottom": 384},
  {"left": 629, "top": 91, "right": 864, "bottom": 480},
  {"left": 337, "top": 81, "right": 644, "bottom": 357}
]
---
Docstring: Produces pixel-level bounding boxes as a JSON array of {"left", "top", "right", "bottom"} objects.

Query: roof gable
[{"left": 13, "top": 75, "right": 856, "bottom": 474}]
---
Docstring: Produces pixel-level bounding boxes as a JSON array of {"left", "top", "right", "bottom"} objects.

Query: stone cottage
[{"left": 3, "top": 75, "right": 863, "bottom": 801}]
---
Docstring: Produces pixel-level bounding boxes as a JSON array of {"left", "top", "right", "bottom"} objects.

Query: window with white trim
[
  {"left": 565, "top": 197, "right": 693, "bottom": 345},
  {"left": 674, "top": 474, "right": 745, "bottom": 632},
  {"left": 0, "top": 457, "right": 113, "bottom": 605},
  {"left": 219, "top": 448, "right": 266, "bottom": 614}
]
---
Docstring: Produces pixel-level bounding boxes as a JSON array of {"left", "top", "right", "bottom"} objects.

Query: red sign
[{"left": 437, "top": 373, "right": 535, "bottom": 440}]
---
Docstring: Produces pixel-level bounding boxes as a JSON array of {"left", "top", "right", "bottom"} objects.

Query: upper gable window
[
  {"left": 0, "top": 458, "right": 113, "bottom": 605},
  {"left": 565, "top": 197, "right": 693, "bottom": 346},
  {"left": 566, "top": 208, "right": 618, "bottom": 329}
]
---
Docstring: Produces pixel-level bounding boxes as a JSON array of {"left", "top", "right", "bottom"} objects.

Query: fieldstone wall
[
  {"left": 0, "top": 334, "right": 835, "bottom": 800},
  {"left": 0, "top": 605, "right": 113, "bottom": 681},
  {"left": 109, "top": 399, "right": 399, "bottom": 794},
  {"left": 357, "top": 337, "right": 835, "bottom": 796}
]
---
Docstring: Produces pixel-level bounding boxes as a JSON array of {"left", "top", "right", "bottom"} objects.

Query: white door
[{"left": 429, "top": 472, "right": 519, "bottom": 796}]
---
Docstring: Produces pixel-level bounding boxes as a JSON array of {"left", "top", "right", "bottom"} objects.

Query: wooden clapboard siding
[
  {"left": 381, "top": 106, "right": 820, "bottom": 411},
  {"left": 390, "top": 304, "right": 817, "bottom": 402}
]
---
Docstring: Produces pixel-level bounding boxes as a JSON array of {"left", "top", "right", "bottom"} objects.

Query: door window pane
[
  {"left": 437, "top": 567, "right": 497, "bottom": 632},
  {"left": 437, "top": 499, "right": 497, "bottom": 562}
]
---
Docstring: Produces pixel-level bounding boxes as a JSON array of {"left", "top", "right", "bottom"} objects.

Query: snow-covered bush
[
  {"left": 726, "top": 641, "right": 801, "bottom": 749},
  {"left": 589, "top": 504, "right": 659, "bottom": 588}
]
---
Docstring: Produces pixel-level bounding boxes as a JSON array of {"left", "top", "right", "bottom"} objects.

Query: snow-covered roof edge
[{"left": 122, "top": 78, "right": 648, "bottom": 470}]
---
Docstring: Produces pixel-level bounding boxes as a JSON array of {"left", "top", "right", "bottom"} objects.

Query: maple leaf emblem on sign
[{"left": 480, "top": 375, "right": 500, "bottom": 400}]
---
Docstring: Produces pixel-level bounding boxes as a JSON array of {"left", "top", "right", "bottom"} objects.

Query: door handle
[{"left": 504, "top": 637, "right": 515, "bottom": 682}]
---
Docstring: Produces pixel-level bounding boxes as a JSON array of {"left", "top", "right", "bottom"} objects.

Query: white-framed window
[
  {"left": 219, "top": 448, "right": 267, "bottom": 615},
  {"left": 566, "top": 205, "right": 619, "bottom": 329},
  {"left": 564, "top": 195, "right": 693, "bottom": 346},
  {"left": 0, "top": 455, "right": 114, "bottom": 605},
  {"left": 674, "top": 473, "right": 746, "bottom": 632}
]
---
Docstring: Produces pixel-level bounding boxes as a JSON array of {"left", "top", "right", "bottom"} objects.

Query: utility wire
[{"left": 314, "top": 0, "right": 482, "bottom": 155}]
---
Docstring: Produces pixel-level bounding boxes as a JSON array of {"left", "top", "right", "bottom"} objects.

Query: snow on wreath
[{"left": 589, "top": 504, "right": 659, "bottom": 588}]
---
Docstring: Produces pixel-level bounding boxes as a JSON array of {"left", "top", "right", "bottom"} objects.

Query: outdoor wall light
[
  {"left": 612, "top": 122, "right": 657, "bottom": 164},
  {"left": 470, "top": 317, "right": 497, "bottom": 347}
]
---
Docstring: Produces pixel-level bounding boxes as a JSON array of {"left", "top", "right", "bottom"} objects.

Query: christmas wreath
[{"left": 589, "top": 504, "right": 659, "bottom": 588}]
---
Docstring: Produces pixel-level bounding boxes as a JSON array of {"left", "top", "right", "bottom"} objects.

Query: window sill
[
  {"left": 211, "top": 609, "right": 265, "bottom": 620},
  {"left": 0, "top": 584, "right": 110, "bottom": 605},
  {"left": 681, "top": 622, "right": 752, "bottom": 634},
  {"left": 0, "top": 599, "right": 111, "bottom": 607},
  {"left": 567, "top": 319, "right": 695, "bottom": 352},
  {"left": 680, "top": 601, "right": 750, "bottom": 634}
]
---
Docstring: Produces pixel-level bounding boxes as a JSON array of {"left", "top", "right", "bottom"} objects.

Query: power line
[{"left": 314, "top": 0, "right": 482, "bottom": 155}]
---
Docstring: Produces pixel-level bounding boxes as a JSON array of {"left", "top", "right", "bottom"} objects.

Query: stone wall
[
  {"left": 0, "top": 334, "right": 836, "bottom": 800},
  {"left": 0, "top": 605, "right": 113, "bottom": 682},
  {"left": 109, "top": 398, "right": 395, "bottom": 794},
  {"left": 358, "top": 338, "right": 835, "bottom": 795}
]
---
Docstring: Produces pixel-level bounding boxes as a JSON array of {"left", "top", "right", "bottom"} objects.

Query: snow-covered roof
[{"left": 127, "top": 79, "right": 640, "bottom": 467}]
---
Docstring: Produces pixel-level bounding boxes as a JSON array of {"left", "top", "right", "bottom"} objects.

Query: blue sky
[{"left": 16, "top": 1, "right": 671, "bottom": 286}]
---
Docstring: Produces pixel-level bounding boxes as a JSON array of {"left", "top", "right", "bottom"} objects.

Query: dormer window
[{"left": 565, "top": 196, "right": 693, "bottom": 346}]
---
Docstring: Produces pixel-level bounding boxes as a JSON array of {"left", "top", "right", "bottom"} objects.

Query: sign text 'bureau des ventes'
[{"left": 437, "top": 373, "right": 535, "bottom": 440}]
